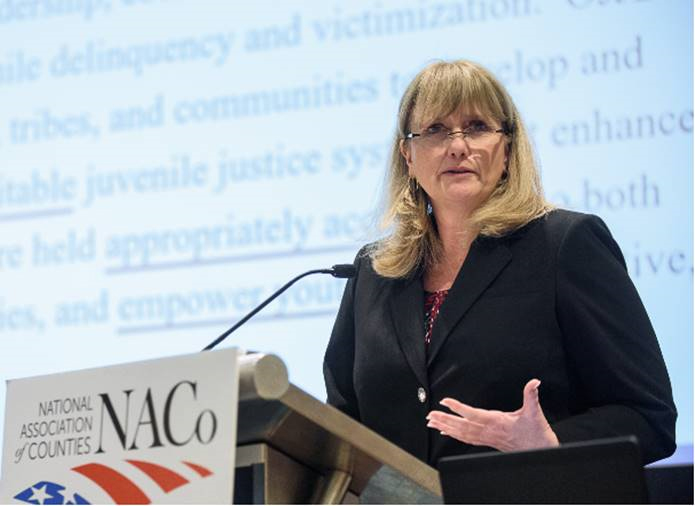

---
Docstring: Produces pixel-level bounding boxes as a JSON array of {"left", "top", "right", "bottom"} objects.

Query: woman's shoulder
[
  {"left": 520, "top": 208, "right": 611, "bottom": 239},
  {"left": 501, "top": 208, "right": 617, "bottom": 256},
  {"left": 351, "top": 241, "right": 417, "bottom": 286},
  {"left": 353, "top": 243, "right": 375, "bottom": 266},
  {"left": 348, "top": 243, "right": 379, "bottom": 278},
  {"left": 539, "top": 208, "right": 603, "bottom": 228},
  {"left": 527, "top": 208, "right": 624, "bottom": 261}
]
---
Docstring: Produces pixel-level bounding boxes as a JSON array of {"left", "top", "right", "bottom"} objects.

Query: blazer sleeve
[
  {"left": 551, "top": 214, "right": 677, "bottom": 463},
  {"left": 323, "top": 250, "right": 362, "bottom": 421}
]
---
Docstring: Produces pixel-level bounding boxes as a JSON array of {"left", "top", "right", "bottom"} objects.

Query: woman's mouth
[{"left": 443, "top": 168, "right": 476, "bottom": 175}]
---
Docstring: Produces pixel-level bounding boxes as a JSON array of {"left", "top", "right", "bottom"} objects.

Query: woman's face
[{"left": 400, "top": 107, "right": 508, "bottom": 216}]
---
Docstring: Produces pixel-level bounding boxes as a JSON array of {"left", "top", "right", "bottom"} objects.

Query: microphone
[
  {"left": 327, "top": 263, "right": 356, "bottom": 279},
  {"left": 202, "top": 264, "right": 356, "bottom": 351}
]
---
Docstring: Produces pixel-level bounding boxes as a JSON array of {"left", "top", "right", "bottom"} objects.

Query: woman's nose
[{"left": 447, "top": 132, "right": 471, "bottom": 158}]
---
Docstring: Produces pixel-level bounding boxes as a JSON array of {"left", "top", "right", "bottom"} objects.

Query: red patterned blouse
[{"left": 424, "top": 290, "right": 448, "bottom": 346}]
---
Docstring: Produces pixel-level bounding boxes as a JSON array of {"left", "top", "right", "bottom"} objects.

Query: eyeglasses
[{"left": 405, "top": 122, "right": 510, "bottom": 147}]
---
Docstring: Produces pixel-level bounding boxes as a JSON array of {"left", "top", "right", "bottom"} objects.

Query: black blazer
[{"left": 324, "top": 210, "right": 676, "bottom": 466}]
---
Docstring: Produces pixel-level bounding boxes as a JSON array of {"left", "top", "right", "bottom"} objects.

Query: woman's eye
[
  {"left": 467, "top": 120, "right": 490, "bottom": 132},
  {"left": 424, "top": 124, "right": 446, "bottom": 135}
]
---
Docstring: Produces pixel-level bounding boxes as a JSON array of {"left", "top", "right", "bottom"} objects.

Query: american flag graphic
[
  {"left": 13, "top": 481, "right": 89, "bottom": 505},
  {"left": 14, "top": 460, "right": 212, "bottom": 504}
]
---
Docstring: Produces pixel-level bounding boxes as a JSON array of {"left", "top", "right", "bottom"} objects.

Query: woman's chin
[{"left": 435, "top": 183, "right": 491, "bottom": 210}]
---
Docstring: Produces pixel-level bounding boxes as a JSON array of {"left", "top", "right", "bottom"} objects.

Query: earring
[{"left": 410, "top": 177, "right": 433, "bottom": 214}]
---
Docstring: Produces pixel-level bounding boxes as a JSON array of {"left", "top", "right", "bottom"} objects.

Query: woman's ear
[{"left": 399, "top": 139, "right": 413, "bottom": 172}]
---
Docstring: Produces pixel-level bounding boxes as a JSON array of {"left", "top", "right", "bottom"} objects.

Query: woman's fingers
[
  {"left": 427, "top": 412, "right": 485, "bottom": 445},
  {"left": 521, "top": 379, "right": 542, "bottom": 413},
  {"left": 439, "top": 397, "right": 497, "bottom": 423},
  {"left": 427, "top": 410, "right": 474, "bottom": 427}
]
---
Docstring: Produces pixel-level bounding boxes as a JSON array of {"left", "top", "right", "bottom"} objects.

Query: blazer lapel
[
  {"left": 390, "top": 275, "right": 428, "bottom": 387},
  {"left": 426, "top": 237, "right": 512, "bottom": 367}
]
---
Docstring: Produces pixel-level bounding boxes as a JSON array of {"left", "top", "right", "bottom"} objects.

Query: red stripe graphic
[
  {"left": 72, "top": 463, "right": 150, "bottom": 504},
  {"left": 126, "top": 459, "right": 189, "bottom": 493},
  {"left": 182, "top": 460, "right": 213, "bottom": 477}
]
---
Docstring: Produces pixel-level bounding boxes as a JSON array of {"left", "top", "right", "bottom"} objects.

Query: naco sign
[{"left": 1, "top": 348, "right": 240, "bottom": 504}]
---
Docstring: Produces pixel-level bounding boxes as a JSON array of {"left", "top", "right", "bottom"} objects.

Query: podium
[
  {"left": 235, "top": 353, "right": 441, "bottom": 504},
  {"left": 1, "top": 349, "right": 441, "bottom": 504}
]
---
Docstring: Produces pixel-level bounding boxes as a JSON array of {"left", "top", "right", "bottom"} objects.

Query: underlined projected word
[
  {"left": 116, "top": 275, "right": 346, "bottom": 336},
  {"left": 0, "top": 170, "right": 77, "bottom": 221},
  {"left": 104, "top": 210, "right": 315, "bottom": 272},
  {"left": 117, "top": 285, "right": 264, "bottom": 333}
]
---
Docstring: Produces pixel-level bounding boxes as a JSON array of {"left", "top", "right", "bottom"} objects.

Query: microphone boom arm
[{"left": 202, "top": 267, "right": 343, "bottom": 351}]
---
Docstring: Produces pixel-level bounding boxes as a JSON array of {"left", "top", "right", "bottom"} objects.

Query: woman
[{"left": 323, "top": 60, "right": 676, "bottom": 466}]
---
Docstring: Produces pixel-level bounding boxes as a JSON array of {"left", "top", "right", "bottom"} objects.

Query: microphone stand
[{"left": 202, "top": 266, "right": 353, "bottom": 351}]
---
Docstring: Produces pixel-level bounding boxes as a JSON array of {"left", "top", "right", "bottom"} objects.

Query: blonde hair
[{"left": 371, "top": 60, "right": 553, "bottom": 279}]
